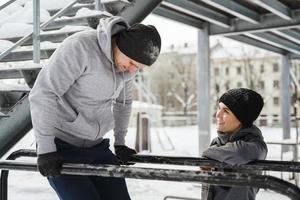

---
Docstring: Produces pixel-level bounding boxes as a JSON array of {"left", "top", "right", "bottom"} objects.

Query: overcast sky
[{"left": 143, "top": 14, "right": 198, "bottom": 51}]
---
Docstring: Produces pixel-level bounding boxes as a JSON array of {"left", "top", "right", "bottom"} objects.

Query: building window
[
  {"left": 273, "top": 63, "right": 279, "bottom": 72},
  {"left": 273, "top": 80, "right": 280, "bottom": 88},
  {"left": 214, "top": 68, "right": 219, "bottom": 76},
  {"left": 215, "top": 84, "right": 220, "bottom": 93},
  {"left": 226, "top": 67, "right": 229, "bottom": 75},
  {"left": 273, "top": 97, "right": 279, "bottom": 106},
  {"left": 237, "top": 66, "right": 242, "bottom": 74},
  {"left": 260, "top": 64, "right": 264, "bottom": 73},
  {"left": 237, "top": 82, "right": 242, "bottom": 87},
  {"left": 259, "top": 81, "right": 265, "bottom": 89}
]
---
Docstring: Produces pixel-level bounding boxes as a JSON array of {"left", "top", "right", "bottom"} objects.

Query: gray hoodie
[
  {"left": 201, "top": 125, "right": 268, "bottom": 200},
  {"left": 29, "top": 14, "right": 135, "bottom": 155}
]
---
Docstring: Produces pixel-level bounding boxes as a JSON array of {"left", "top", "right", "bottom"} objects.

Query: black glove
[
  {"left": 114, "top": 145, "right": 137, "bottom": 165},
  {"left": 37, "top": 152, "right": 63, "bottom": 178}
]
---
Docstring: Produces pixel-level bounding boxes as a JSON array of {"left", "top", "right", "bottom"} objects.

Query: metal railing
[
  {"left": 1, "top": 149, "right": 300, "bottom": 200},
  {"left": 164, "top": 196, "right": 200, "bottom": 200},
  {"left": 0, "top": 0, "right": 79, "bottom": 61}
]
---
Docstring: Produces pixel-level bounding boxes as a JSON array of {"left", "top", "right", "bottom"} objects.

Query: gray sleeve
[
  {"left": 113, "top": 79, "right": 134, "bottom": 145},
  {"left": 202, "top": 140, "right": 268, "bottom": 165},
  {"left": 29, "top": 37, "right": 88, "bottom": 154}
]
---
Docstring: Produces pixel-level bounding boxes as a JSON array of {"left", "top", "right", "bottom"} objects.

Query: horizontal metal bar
[
  {"left": 210, "top": 9, "right": 300, "bottom": 36},
  {"left": 0, "top": 49, "right": 55, "bottom": 62},
  {"left": 226, "top": 35, "right": 286, "bottom": 55},
  {"left": 201, "top": 0, "right": 260, "bottom": 23},
  {"left": 272, "top": 29, "right": 300, "bottom": 45},
  {"left": 1, "top": 30, "right": 80, "bottom": 46},
  {"left": 252, "top": 0, "right": 291, "bottom": 20},
  {"left": 0, "top": 64, "right": 42, "bottom": 79},
  {"left": 162, "top": 0, "right": 230, "bottom": 28},
  {"left": 244, "top": 32, "right": 300, "bottom": 55},
  {"left": 0, "top": 160, "right": 299, "bottom": 200},
  {"left": 11, "top": 149, "right": 300, "bottom": 173},
  {"left": 130, "top": 155, "right": 300, "bottom": 173},
  {"left": 164, "top": 196, "right": 200, "bottom": 200},
  {"left": 153, "top": 6, "right": 203, "bottom": 29}
]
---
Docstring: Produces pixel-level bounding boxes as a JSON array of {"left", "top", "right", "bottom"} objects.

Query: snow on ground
[{"left": 5, "top": 125, "right": 297, "bottom": 200}]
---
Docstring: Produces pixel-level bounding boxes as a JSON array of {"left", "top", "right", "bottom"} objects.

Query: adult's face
[
  {"left": 215, "top": 102, "right": 242, "bottom": 134},
  {"left": 113, "top": 44, "right": 145, "bottom": 74}
]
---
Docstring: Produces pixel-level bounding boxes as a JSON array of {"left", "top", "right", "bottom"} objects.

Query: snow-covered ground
[{"left": 5, "top": 125, "right": 298, "bottom": 200}]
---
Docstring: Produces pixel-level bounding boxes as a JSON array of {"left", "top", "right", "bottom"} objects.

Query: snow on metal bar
[
  {"left": 0, "top": 160, "right": 299, "bottom": 200},
  {"left": 129, "top": 154, "right": 300, "bottom": 173},
  {"left": 6, "top": 149, "right": 300, "bottom": 173}
]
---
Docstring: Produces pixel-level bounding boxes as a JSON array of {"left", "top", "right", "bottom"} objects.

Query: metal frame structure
[
  {"left": 1, "top": 149, "right": 300, "bottom": 200},
  {"left": 1, "top": 0, "right": 300, "bottom": 198}
]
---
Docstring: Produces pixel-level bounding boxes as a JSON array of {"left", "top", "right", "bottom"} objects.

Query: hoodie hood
[{"left": 96, "top": 15, "right": 130, "bottom": 63}]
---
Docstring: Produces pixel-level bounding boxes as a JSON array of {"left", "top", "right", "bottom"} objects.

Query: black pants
[{"left": 48, "top": 138, "right": 131, "bottom": 200}]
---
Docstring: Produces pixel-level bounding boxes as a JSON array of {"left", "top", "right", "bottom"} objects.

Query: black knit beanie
[
  {"left": 115, "top": 23, "right": 161, "bottom": 66},
  {"left": 219, "top": 88, "right": 264, "bottom": 128}
]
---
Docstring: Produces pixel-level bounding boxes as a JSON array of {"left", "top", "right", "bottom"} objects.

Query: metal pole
[
  {"left": 197, "top": 22, "right": 211, "bottom": 156},
  {"left": 95, "top": 0, "right": 104, "bottom": 10},
  {"left": 281, "top": 55, "right": 291, "bottom": 153},
  {"left": 33, "top": 0, "right": 40, "bottom": 63},
  {"left": 138, "top": 70, "right": 143, "bottom": 152}
]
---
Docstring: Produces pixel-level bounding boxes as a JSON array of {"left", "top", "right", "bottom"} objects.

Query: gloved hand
[
  {"left": 114, "top": 145, "right": 137, "bottom": 165},
  {"left": 37, "top": 152, "right": 63, "bottom": 178}
]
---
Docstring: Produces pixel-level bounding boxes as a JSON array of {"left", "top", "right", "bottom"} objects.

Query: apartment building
[{"left": 146, "top": 41, "right": 297, "bottom": 126}]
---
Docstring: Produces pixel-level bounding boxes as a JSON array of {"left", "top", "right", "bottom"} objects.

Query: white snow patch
[
  {"left": 24, "top": 0, "right": 75, "bottom": 10},
  {"left": 15, "top": 0, "right": 31, "bottom": 6},
  {"left": 0, "top": 39, "right": 14, "bottom": 52},
  {"left": 0, "top": 10, "right": 8, "bottom": 19},
  {"left": 75, "top": 7, "right": 104, "bottom": 17},
  {"left": 0, "top": 7, "right": 50, "bottom": 26},
  {"left": 0, "top": 2, "right": 23, "bottom": 15},
  {"left": 40, "top": 41, "right": 59, "bottom": 49},
  {"left": 0, "top": 23, "right": 33, "bottom": 38},
  {"left": 59, "top": 25, "right": 93, "bottom": 32}
]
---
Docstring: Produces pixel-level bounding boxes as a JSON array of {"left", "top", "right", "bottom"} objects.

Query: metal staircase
[{"left": 0, "top": 0, "right": 163, "bottom": 158}]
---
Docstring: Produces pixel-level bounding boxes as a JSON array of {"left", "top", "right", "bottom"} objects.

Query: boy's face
[
  {"left": 215, "top": 102, "right": 242, "bottom": 134},
  {"left": 113, "top": 44, "right": 145, "bottom": 74}
]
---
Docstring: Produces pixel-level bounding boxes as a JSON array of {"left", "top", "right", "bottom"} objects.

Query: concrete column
[{"left": 197, "top": 23, "right": 210, "bottom": 156}]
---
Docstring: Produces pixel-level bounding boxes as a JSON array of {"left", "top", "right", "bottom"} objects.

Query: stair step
[
  {"left": 48, "top": 4, "right": 95, "bottom": 17},
  {"left": 0, "top": 63, "right": 42, "bottom": 79},
  {"left": 0, "top": 112, "right": 9, "bottom": 117},
  {"left": 1, "top": 30, "right": 82, "bottom": 46},
  {"left": 42, "top": 13, "right": 105, "bottom": 31},
  {"left": 0, "top": 84, "right": 31, "bottom": 93},
  {"left": 0, "top": 48, "right": 55, "bottom": 62}
]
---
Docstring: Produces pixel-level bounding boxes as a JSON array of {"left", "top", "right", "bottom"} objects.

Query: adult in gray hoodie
[
  {"left": 201, "top": 88, "right": 268, "bottom": 200},
  {"left": 29, "top": 13, "right": 161, "bottom": 200}
]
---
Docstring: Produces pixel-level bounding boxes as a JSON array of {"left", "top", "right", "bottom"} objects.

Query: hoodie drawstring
[
  {"left": 111, "top": 63, "right": 117, "bottom": 112},
  {"left": 122, "top": 71, "right": 126, "bottom": 107}
]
